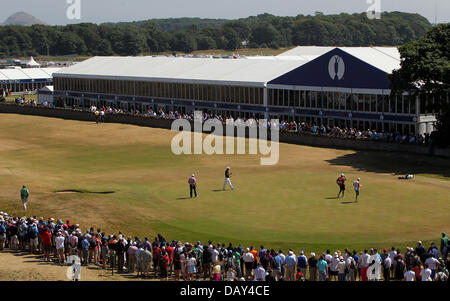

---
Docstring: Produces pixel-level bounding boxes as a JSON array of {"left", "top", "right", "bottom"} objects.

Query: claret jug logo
[{"left": 328, "top": 55, "right": 345, "bottom": 80}]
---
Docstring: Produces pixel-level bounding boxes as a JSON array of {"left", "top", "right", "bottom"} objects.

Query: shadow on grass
[
  {"left": 176, "top": 197, "right": 191, "bottom": 200},
  {"left": 341, "top": 201, "right": 356, "bottom": 204},
  {"left": 211, "top": 189, "right": 223, "bottom": 192},
  {"left": 325, "top": 197, "right": 340, "bottom": 200},
  {"left": 326, "top": 150, "right": 450, "bottom": 178},
  {"left": 54, "top": 189, "right": 115, "bottom": 194}
]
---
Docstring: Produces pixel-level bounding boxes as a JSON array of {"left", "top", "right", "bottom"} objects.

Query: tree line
[{"left": 0, "top": 12, "right": 432, "bottom": 57}]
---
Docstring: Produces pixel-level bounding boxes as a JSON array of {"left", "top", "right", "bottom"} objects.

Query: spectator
[
  {"left": 41, "top": 226, "right": 52, "bottom": 262},
  {"left": 285, "top": 250, "right": 297, "bottom": 281},
  {"left": 317, "top": 255, "right": 328, "bottom": 281},
  {"left": 254, "top": 262, "right": 266, "bottom": 281},
  {"left": 308, "top": 252, "right": 318, "bottom": 281}
]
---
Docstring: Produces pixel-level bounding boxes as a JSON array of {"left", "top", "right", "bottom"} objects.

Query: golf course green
[{"left": 0, "top": 113, "right": 449, "bottom": 254}]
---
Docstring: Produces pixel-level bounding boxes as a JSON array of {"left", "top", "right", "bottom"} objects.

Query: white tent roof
[
  {"left": 54, "top": 56, "right": 310, "bottom": 87},
  {"left": 20, "top": 68, "right": 51, "bottom": 80},
  {"left": 278, "top": 46, "right": 337, "bottom": 57},
  {"left": 39, "top": 85, "right": 54, "bottom": 92},
  {"left": 0, "top": 67, "right": 62, "bottom": 81},
  {"left": 0, "top": 72, "right": 9, "bottom": 81},
  {"left": 0, "top": 68, "right": 30, "bottom": 80},
  {"left": 41, "top": 68, "right": 63, "bottom": 77},
  {"left": 278, "top": 46, "right": 401, "bottom": 74}
]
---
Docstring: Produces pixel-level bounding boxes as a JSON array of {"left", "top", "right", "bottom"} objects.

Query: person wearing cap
[
  {"left": 415, "top": 241, "right": 427, "bottom": 264},
  {"left": 336, "top": 173, "right": 347, "bottom": 198},
  {"left": 336, "top": 256, "right": 346, "bottom": 281},
  {"left": 308, "top": 252, "right": 318, "bottom": 281},
  {"left": 329, "top": 252, "right": 340, "bottom": 281},
  {"left": 127, "top": 242, "right": 138, "bottom": 273},
  {"left": 285, "top": 250, "right": 297, "bottom": 281},
  {"left": 434, "top": 259, "right": 449, "bottom": 281},
  {"left": 188, "top": 174, "right": 197, "bottom": 198},
  {"left": 242, "top": 248, "right": 255, "bottom": 280},
  {"left": 9, "top": 219, "right": 19, "bottom": 252},
  {"left": 20, "top": 185, "right": 29, "bottom": 211},
  {"left": 222, "top": 166, "right": 234, "bottom": 191},
  {"left": 382, "top": 249, "right": 392, "bottom": 281},
  {"left": 353, "top": 178, "right": 361, "bottom": 203},
  {"left": 55, "top": 231, "right": 66, "bottom": 265}
]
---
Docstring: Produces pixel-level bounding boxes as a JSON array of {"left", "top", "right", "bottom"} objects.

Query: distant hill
[{"left": 2, "top": 12, "right": 47, "bottom": 26}]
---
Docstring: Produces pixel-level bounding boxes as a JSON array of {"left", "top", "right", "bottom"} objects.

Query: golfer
[
  {"left": 223, "top": 167, "right": 234, "bottom": 191},
  {"left": 95, "top": 110, "right": 100, "bottom": 123},
  {"left": 336, "top": 173, "right": 347, "bottom": 198},
  {"left": 353, "top": 178, "right": 361, "bottom": 203},
  {"left": 188, "top": 174, "right": 197, "bottom": 198},
  {"left": 20, "top": 185, "right": 29, "bottom": 211}
]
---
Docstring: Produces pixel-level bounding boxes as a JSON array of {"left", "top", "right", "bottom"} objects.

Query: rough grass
[{"left": 0, "top": 114, "right": 449, "bottom": 255}]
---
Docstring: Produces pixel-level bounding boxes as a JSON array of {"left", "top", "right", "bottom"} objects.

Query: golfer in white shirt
[{"left": 223, "top": 167, "right": 234, "bottom": 191}]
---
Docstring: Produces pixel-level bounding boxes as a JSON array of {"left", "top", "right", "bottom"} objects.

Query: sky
[{"left": 0, "top": 0, "right": 448, "bottom": 25}]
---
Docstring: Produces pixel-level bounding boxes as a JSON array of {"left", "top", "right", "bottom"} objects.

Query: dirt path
[{"left": 0, "top": 250, "right": 155, "bottom": 281}]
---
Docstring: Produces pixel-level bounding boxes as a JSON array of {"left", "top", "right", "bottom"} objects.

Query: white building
[{"left": 53, "top": 47, "right": 439, "bottom": 135}]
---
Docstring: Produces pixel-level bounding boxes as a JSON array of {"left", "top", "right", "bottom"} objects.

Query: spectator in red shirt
[
  {"left": 153, "top": 243, "right": 161, "bottom": 277},
  {"left": 41, "top": 226, "right": 52, "bottom": 262},
  {"left": 166, "top": 243, "right": 174, "bottom": 276},
  {"left": 159, "top": 250, "right": 170, "bottom": 281}
]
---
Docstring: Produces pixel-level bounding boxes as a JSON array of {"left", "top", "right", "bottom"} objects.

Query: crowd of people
[
  {"left": 87, "top": 105, "right": 430, "bottom": 146},
  {"left": 0, "top": 211, "right": 448, "bottom": 281},
  {"left": 5, "top": 99, "right": 431, "bottom": 146}
]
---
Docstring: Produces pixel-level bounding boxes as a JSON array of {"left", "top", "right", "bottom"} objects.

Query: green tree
[
  {"left": 223, "top": 29, "right": 240, "bottom": 50},
  {"left": 197, "top": 36, "right": 217, "bottom": 50},
  {"left": 390, "top": 24, "right": 450, "bottom": 146},
  {"left": 250, "top": 23, "right": 280, "bottom": 47},
  {"left": 171, "top": 31, "right": 197, "bottom": 53}
]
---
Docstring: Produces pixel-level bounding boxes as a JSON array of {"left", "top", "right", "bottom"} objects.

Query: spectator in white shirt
[
  {"left": 404, "top": 269, "right": 416, "bottom": 281},
  {"left": 424, "top": 256, "right": 439, "bottom": 279},
  {"left": 242, "top": 248, "right": 255, "bottom": 280},
  {"left": 420, "top": 265, "right": 432, "bottom": 281},
  {"left": 55, "top": 231, "right": 66, "bottom": 265},
  {"left": 388, "top": 247, "right": 397, "bottom": 279}
]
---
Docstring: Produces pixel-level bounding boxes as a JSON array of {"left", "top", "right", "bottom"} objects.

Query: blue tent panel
[{"left": 269, "top": 48, "right": 392, "bottom": 90}]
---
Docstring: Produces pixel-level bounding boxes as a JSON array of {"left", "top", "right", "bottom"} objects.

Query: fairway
[{"left": 0, "top": 114, "right": 449, "bottom": 253}]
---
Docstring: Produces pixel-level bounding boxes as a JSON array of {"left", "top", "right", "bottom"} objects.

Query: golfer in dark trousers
[{"left": 188, "top": 174, "right": 197, "bottom": 198}]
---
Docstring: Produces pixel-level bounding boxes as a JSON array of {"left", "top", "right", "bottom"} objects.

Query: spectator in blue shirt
[
  {"left": 81, "top": 235, "right": 89, "bottom": 265},
  {"left": 285, "top": 250, "right": 297, "bottom": 281},
  {"left": 273, "top": 252, "right": 283, "bottom": 280},
  {"left": 317, "top": 255, "right": 328, "bottom": 281},
  {"left": 297, "top": 250, "right": 308, "bottom": 278},
  {"left": 258, "top": 245, "right": 267, "bottom": 259}
]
